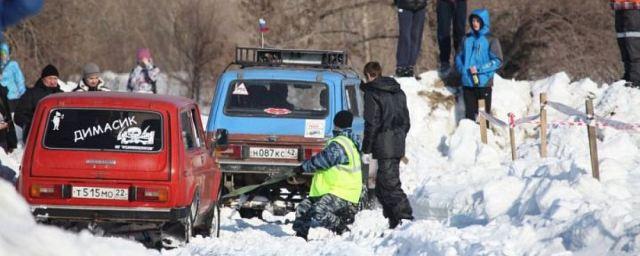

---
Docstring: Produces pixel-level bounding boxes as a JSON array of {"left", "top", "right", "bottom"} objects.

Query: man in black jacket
[
  {"left": 15, "top": 64, "right": 63, "bottom": 142},
  {"left": 394, "top": 0, "right": 428, "bottom": 77},
  {"left": 361, "top": 61, "right": 413, "bottom": 229},
  {"left": 0, "top": 85, "right": 17, "bottom": 153}
]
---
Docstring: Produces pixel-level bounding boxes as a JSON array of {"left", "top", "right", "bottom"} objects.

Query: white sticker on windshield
[
  {"left": 232, "top": 82, "right": 249, "bottom": 95},
  {"left": 304, "top": 119, "right": 325, "bottom": 138},
  {"left": 117, "top": 126, "right": 155, "bottom": 145},
  {"left": 51, "top": 111, "right": 64, "bottom": 131}
]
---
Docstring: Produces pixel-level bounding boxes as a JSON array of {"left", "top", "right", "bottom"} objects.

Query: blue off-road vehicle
[{"left": 206, "top": 47, "right": 367, "bottom": 218}]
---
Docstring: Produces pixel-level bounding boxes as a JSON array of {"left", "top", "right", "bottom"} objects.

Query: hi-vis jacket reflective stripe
[
  {"left": 309, "top": 135, "right": 362, "bottom": 204},
  {"left": 611, "top": 0, "right": 640, "bottom": 10}
]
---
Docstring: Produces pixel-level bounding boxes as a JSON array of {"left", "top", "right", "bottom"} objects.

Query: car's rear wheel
[{"left": 181, "top": 196, "right": 199, "bottom": 243}]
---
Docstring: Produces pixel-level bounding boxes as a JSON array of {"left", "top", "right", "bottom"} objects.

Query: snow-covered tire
[
  {"left": 202, "top": 203, "right": 220, "bottom": 238},
  {"left": 182, "top": 214, "right": 193, "bottom": 243},
  {"left": 198, "top": 190, "right": 221, "bottom": 238},
  {"left": 182, "top": 195, "right": 199, "bottom": 243}
]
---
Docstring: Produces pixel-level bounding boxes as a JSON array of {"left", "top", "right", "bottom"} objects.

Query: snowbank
[
  {"left": 2, "top": 71, "right": 640, "bottom": 255},
  {"left": 0, "top": 179, "right": 155, "bottom": 256}
]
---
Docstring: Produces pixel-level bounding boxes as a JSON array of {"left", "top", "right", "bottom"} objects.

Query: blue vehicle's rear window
[{"left": 224, "top": 80, "right": 328, "bottom": 118}]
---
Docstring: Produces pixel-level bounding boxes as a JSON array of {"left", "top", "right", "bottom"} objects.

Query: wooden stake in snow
[
  {"left": 540, "top": 93, "right": 548, "bottom": 158},
  {"left": 479, "top": 99, "right": 488, "bottom": 144},
  {"left": 585, "top": 98, "right": 600, "bottom": 180},
  {"left": 509, "top": 113, "right": 516, "bottom": 161}
]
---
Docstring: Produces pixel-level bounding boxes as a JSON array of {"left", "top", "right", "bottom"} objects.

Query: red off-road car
[{"left": 18, "top": 92, "right": 221, "bottom": 247}]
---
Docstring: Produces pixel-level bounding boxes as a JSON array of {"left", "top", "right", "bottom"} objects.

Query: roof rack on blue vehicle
[{"left": 235, "top": 46, "right": 348, "bottom": 69}]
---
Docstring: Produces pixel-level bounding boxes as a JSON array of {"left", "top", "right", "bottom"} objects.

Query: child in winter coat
[
  {"left": 127, "top": 48, "right": 160, "bottom": 94},
  {"left": 73, "top": 63, "right": 110, "bottom": 92},
  {"left": 455, "top": 8, "right": 503, "bottom": 121},
  {"left": 292, "top": 111, "right": 362, "bottom": 240}
]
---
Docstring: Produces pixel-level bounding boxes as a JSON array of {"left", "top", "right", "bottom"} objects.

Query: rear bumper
[
  {"left": 219, "top": 160, "right": 298, "bottom": 174},
  {"left": 31, "top": 205, "right": 189, "bottom": 222}
]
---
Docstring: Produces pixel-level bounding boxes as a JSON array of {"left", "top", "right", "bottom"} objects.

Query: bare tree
[
  {"left": 1, "top": 0, "right": 625, "bottom": 89},
  {"left": 171, "top": 0, "right": 226, "bottom": 103}
]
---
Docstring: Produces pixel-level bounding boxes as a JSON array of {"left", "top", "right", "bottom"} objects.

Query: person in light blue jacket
[
  {"left": 455, "top": 8, "right": 503, "bottom": 121},
  {"left": 1, "top": 42, "right": 26, "bottom": 111}
]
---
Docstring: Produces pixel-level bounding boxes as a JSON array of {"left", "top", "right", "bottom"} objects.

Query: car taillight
[
  {"left": 217, "top": 144, "right": 243, "bottom": 159},
  {"left": 30, "top": 184, "right": 70, "bottom": 199},
  {"left": 303, "top": 147, "right": 323, "bottom": 160},
  {"left": 133, "top": 187, "right": 168, "bottom": 202}
]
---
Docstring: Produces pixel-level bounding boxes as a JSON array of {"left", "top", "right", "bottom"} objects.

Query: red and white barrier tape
[
  {"left": 478, "top": 110, "right": 640, "bottom": 132},
  {"left": 508, "top": 113, "right": 515, "bottom": 129},
  {"left": 478, "top": 111, "right": 507, "bottom": 128},
  {"left": 524, "top": 119, "right": 640, "bottom": 131}
]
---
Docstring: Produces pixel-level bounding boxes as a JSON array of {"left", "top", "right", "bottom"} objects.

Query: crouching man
[{"left": 292, "top": 111, "right": 362, "bottom": 240}]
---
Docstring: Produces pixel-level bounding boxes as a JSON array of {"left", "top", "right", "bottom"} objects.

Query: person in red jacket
[{"left": 612, "top": 0, "right": 640, "bottom": 87}]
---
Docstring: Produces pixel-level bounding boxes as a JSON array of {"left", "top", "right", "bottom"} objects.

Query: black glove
[{"left": 293, "top": 165, "right": 305, "bottom": 175}]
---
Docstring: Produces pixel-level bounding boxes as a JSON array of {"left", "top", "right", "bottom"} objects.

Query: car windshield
[
  {"left": 224, "top": 80, "right": 328, "bottom": 118},
  {"left": 43, "top": 108, "right": 163, "bottom": 152}
]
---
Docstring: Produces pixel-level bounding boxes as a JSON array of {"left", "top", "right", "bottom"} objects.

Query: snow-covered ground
[{"left": 2, "top": 71, "right": 640, "bottom": 255}]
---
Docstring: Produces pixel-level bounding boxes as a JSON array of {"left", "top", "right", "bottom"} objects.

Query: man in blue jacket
[
  {"left": 455, "top": 8, "right": 503, "bottom": 121},
  {"left": 1, "top": 42, "right": 26, "bottom": 111}
]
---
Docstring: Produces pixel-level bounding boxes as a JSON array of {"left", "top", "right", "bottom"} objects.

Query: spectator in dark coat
[
  {"left": 394, "top": 0, "right": 428, "bottom": 77},
  {"left": 455, "top": 9, "right": 503, "bottom": 121},
  {"left": 437, "top": 0, "right": 467, "bottom": 76},
  {"left": 15, "top": 64, "right": 63, "bottom": 142},
  {"left": 361, "top": 61, "right": 413, "bottom": 229},
  {"left": 0, "top": 85, "right": 17, "bottom": 153},
  {"left": 611, "top": 0, "right": 640, "bottom": 87}
]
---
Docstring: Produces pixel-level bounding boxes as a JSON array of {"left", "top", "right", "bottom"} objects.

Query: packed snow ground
[{"left": 2, "top": 71, "right": 640, "bottom": 255}]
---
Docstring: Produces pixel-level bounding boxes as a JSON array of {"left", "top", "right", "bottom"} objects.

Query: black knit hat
[
  {"left": 333, "top": 110, "right": 353, "bottom": 129},
  {"left": 40, "top": 64, "right": 59, "bottom": 79}
]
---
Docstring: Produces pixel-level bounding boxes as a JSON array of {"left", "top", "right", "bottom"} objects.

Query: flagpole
[{"left": 261, "top": 32, "right": 264, "bottom": 48}]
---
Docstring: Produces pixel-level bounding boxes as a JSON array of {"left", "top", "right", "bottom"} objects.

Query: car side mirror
[{"left": 214, "top": 128, "right": 228, "bottom": 148}]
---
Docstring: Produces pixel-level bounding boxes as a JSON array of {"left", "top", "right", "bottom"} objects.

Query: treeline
[{"left": 3, "top": 0, "right": 620, "bottom": 103}]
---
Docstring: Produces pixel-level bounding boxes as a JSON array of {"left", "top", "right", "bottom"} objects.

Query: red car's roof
[{"left": 39, "top": 92, "right": 195, "bottom": 109}]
